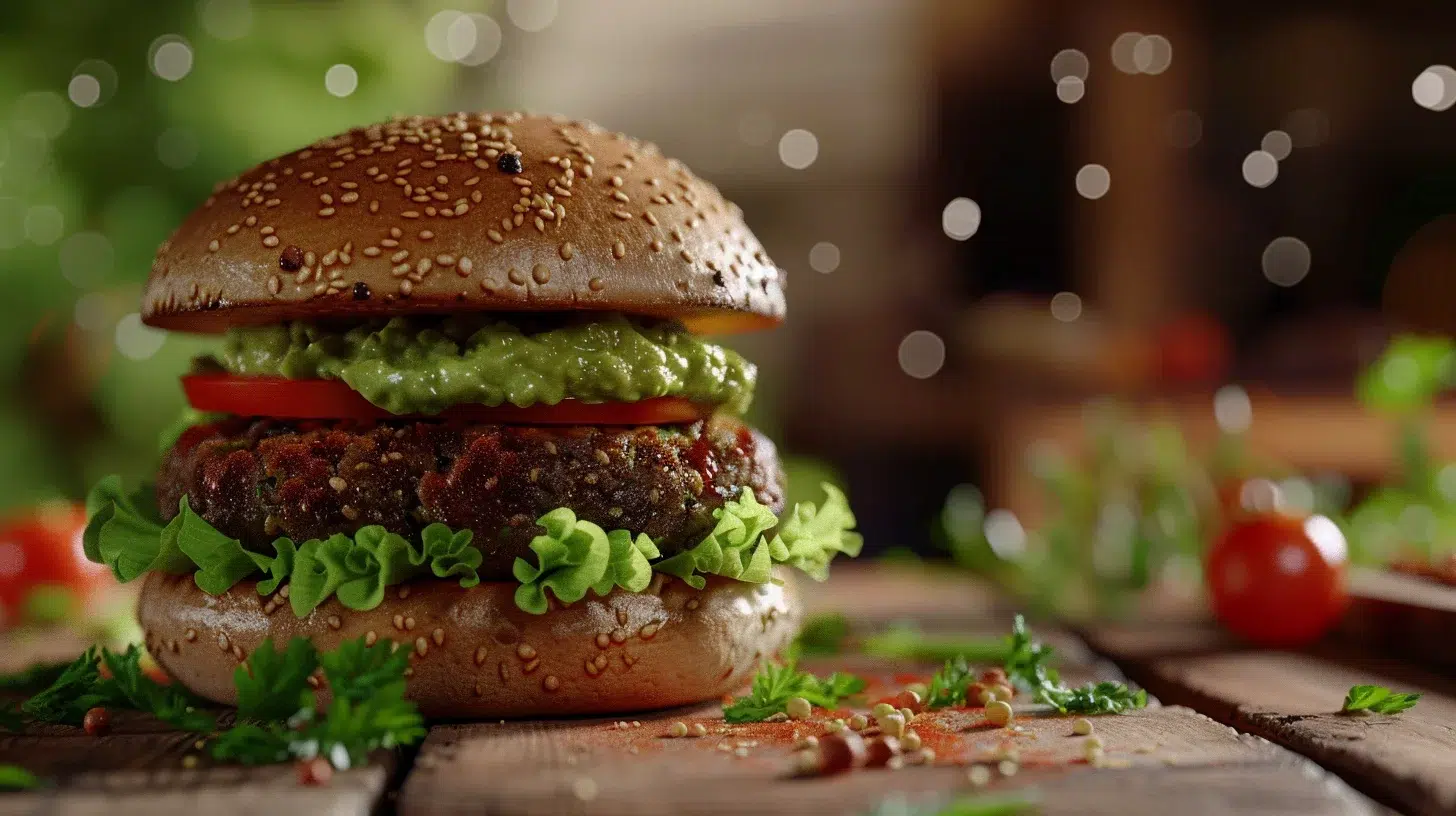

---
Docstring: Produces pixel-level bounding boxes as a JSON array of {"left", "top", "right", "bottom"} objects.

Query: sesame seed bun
[
  {"left": 137, "top": 569, "right": 800, "bottom": 718},
  {"left": 141, "top": 112, "right": 785, "bottom": 335}
]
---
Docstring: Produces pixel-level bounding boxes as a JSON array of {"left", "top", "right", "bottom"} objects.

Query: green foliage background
[{"left": 0, "top": 0, "right": 487, "bottom": 513}]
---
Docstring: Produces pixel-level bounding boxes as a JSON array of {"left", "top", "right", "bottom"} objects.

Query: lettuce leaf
[{"left": 84, "top": 477, "right": 860, "bottom": 618}]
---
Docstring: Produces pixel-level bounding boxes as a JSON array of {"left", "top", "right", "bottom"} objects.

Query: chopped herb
[
  {"left": 1003, "top": 616, "right": 1146, "bottom": 715},
  {"left": 723, "top": 659, "right": 865, "bottom": 723},
  {"left": 926, "top": 656, "right": 975, "bottom": 709},
  {"left": 97, "top": 646, "right": 215, "bottom": 732},
  {"left": 232, "top": 637, "right": 318, "bottom": 722},
  {"left": 1342, "top": 684, "right": 1421, "bottom": 715},
  {"left": 0, "top": 765, "right": 40, "bottom": 790},
  {"left": 210, "top": 636, "right": 423, "bottom": 768},
  {"left": 20, "top": 646, "right": 111, "bottom": 725},
  {"left": 795, "top": 613, "right": 851, "bottom": 656}
]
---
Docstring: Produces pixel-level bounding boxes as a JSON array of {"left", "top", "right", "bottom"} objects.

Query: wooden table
[{"left": 1, "top": 564, "right": 1452, "bottom": 815}]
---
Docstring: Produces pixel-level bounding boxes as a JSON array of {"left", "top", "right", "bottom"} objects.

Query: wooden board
[
  {"left": 1087, "top": 626, "right": 1456, "bottom": 816},
  {"left": 1340, "top": 567, "right": 1456, "bottom": 674}
]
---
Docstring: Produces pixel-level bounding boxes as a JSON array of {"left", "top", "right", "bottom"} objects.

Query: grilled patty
[{"left": 157, "top": 416, "right": 783, "bottom": 581}]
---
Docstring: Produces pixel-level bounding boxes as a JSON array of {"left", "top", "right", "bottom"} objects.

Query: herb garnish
[
  {"left": 794, "top": 613, "right": 851, "bottom": 656},
  {"left": 1342, "top": 684, "right": 1421, "bottom": 715},
  {"left": 12, "top": 635, "right": 425, "bottom": 770},
  {"left": 0, "top": 765, "right": 40, "bottom": 790},
  {"left": 723, "top": 656, "right": 866, "bottom": 723},
  {"left": 923, "top": 616, "right": 1147, "bottom": 715},
  {"left": 1002, "top": 616, "right": 1146, "bottom": 715}
]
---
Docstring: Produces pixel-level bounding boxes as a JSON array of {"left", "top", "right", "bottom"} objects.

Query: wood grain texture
[
  {"left": 398, "top": 686, "right": 1378, "bottom": 815},
  {"left": 1340, "top": 568, "right": 1456, "bottom": 674},
  {"left": 1116, "top": 648, "right": 1456, "bottom": 816}
]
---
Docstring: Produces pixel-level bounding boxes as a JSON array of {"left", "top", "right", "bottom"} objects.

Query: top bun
[{"left": 141, "top": 112, "right": 785, "bottom": 334}]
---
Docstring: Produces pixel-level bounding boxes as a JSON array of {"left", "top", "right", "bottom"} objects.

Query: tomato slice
[{"left": 180, "top": 373, "right": 712, "bottom": 425}]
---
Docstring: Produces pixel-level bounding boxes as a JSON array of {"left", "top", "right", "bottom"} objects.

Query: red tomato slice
[
  {"left": 1205, "top": 512, "right": 1349, "bottom": 647},
  {"left": 181, "top": 374, "right": 712, "bottom": 425}
]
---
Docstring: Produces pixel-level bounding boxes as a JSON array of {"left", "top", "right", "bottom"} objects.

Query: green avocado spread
[{"left": 201, "top": 314, "right": 756, "bottom": 415}]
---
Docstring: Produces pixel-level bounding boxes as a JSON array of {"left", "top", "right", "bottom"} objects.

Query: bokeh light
[
  {"left": 59, "top": 232, "right": 114, "bottom": 289},
  {"left": 1049, "top": 49, "right": 1089, "bottom": 82},
  {"left": 507, "top": 0, "right": 558, "bottom": 32},
  {"left": 1262, "top": 236, "right": 1312, "bottom": 287},
  {"left": 1260, "top": 130, "right": 1293, "bottom": 161},
  {"left": 983, "top": 509, "right": 1027, "bottom": 560},
  {"left": 448, "top": 13, "right": 502, "bottom": 66},
  {"left": 12, "top": 91, "right": 70, "bottom": 140},
  {"left": 777, "top": 129, "right": 818, "bottom": 170},
  {"left": 149, "top": 35, "right": 194, "bottom": 82},
  {"left": 1167, "top": 110, "right": 1202, "bottom": 148},
  {"left": 1132, "top": 34, "right": 1172, "bottom": 75},
  {"left": 1213, "top": 384, "right": 1253, "bottom": 433},
  {"left": 426, "top": 10, "right": 464, "bottom": 61},
  {"left": 23, "top": 205, "right": 63, "bottom": 246},
  {"left": 114, "top": 313, "right": 166, "bottom": 361},
  {"left": 1075, "top": 164, "right": 1110, "bottom": 199},
  {"left": 1050, "top": 291, "right": 1083, "bottom": 322},
  {"left": 1110, "top": 32, "right": 1142, "bottom": 74},
  {"left": 898, "top": 331, "right": 946, "bottom": 379},
  {"left": 1241, "top": 150, "right": 1278, "bottom": 187},
  {"left": 198, "top": 0, "right": 252, "bottom": 40},
  {"left": 1056, "top": 77, "right": 1085, "bottom": 104},
  {"left": 67, "top": 75, "right": 101, "bottom": 108},
  {"left": 1412, "top": 65, "right": 1456, "bottom": 112},
  {"left": 941, "top": 197, "right": 982, "bottom": 240},
  {"left": 808, "top": 241, "right": 840, "bottom": 274},
  {"left": 324, "top": 64, "right": 359, "bottom": 97}
]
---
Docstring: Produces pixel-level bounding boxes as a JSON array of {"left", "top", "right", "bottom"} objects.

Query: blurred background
[{"left": 6, "top": 0, "right": 1456, "bottom": 623}]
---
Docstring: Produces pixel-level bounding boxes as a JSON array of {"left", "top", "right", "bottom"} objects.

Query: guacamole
[{"left": 203, "top": 314, "right": 756, "bottom": 415}]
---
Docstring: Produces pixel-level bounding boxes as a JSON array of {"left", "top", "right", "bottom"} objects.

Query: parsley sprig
[
  {"left": 723, "top": 653, "right": 866, "bottom": 723},
  {"left": 1342, "top": 684, "right": 1421, "bottom": 715},
  {"left": 12, "top": 635, "right": 425, "bottom": 770},
  {"left": 924, "top": 616, "right": 1147, "bottom": 715}
]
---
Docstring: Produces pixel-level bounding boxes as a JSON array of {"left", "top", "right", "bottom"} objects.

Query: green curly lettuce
[
  {"left": 511, "top": 510, "right": 662, "bottom": 615},
  {"left": 85, "top": 478, "right": 861, "bottom": 618},
  {"left": 83, "top": 479, "right": 483, "bottom": 617},
  {"left": 517, "top": 484, "right": 861, "bottom": 611}
]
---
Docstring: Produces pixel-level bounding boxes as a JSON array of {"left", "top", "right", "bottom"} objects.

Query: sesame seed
[
  {"left": 369, "top": 200, "right": 380, "bottom": 213},
  {"left": 458, "top": 257, "right": 473, "bottom": 274},
  {"left": 475, "top": 646, "right": 488, "bottom": 666},
  {"left": 518, "top": 643, "right": 537, "bottom": 660},
  {"left": 508, "top": 268, "right": 526, "bottom": 285},
  {"left": 612, "top": 191, "right": 630, "bottom": 203},
  {"left": 420, "top": 229, "right": 435, "bottom": 240},
  {"left": 650, "top": 239, "right": 664, "bottom": 252},
  {"left": 327, "top": 615, "right": 342, "bottom": 630},
  {"left": 437, "top": 254, "right": 456, "bottom": 266},
  {"left": 532, "top": 264, "right": 551, "bottom": 284},
  {"left": 402, "top": 211, "right": 420, "bottom": 219},
  {"left": 392, "top": 263, "right": 411, "bottom": 277},
  {"left": 295, "top": 268, "right": 312, "bottom": 284},
  {"left": 415, "top": 637, "right": 428, "bottom": 657},
  {"left": 416, "top": 258, "right": 433, "bottom": 275},
  {"left": 244, "top": 215, "right": 257, "bottom": 227},
  {"left": 588, "top": 277, "right": 605, "bottom": 292},
  {"left": 363, "top": 247, "right": 381, "bottom": 257},
  {"left": 644, "top": 212, "right": 659, "bottom": 226},
  {"left": 318, "top": 207, "right": 336, "bottom": 217},
  {"left": 365, "top": 631, "right": 377, "bottom": 646},
  {"left": 329, "top": 476, "right": 347, "bottom": 492},
  {"left": 534, "top": 216, "right": 546, "bottom": 232},
  {"left": 559, "top": 242, "right": 574, "bottom": 260},
  {"left": 391, "top": 250, "right": 409, "bottom": 263},
  {"left": 612, "top": 210, "right": 631, "bottom": 220},
  {"left": 208, "top": 240, "right": 220, "bottom": 252},
  {"left": 543, "top": 675, "right": 561, "bottom": 692},
  {"left": 263, "top": 235, "right": 280, "bottom": 248},
  {"left": 226, "top": 224, "right": 240, "bottom": 234}
]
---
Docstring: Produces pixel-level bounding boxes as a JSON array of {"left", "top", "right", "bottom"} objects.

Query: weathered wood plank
[
  {"left": 1103, "top": 646, "right": 1456, "bottom": 816},
  {"left": 1340, "top": 568, "right": 1456, "bottom": 674}
]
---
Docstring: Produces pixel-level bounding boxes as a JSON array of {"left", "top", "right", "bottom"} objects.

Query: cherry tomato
[
  {"left": 1157, "top": 313, "right": 1231, "bottom": 384},
  {"left": 1205, "top": 512, "right": 1348, "bottom": 647},
  {"left": 0, "top": 502, "right": 113, "bottom": 628},
  {"left": 181, "top": 374, "right": 713, "bottom": 425}
]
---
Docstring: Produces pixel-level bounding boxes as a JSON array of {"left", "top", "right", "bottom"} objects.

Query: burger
[{"left": 82, "top": 112, "right": 861, "bottom": 717}]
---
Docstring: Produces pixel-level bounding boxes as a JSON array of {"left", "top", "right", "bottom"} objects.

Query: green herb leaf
[
  {"left": 0, "top": 765, "right": 40, "bottom": 790},
  {"left": 723, "top": 659, "right": 865, "bottom": 723},
  {"left": 20, "top": 646, "right": 109, "bottom": 725},
  {"left": 97, "top": 645, "right": 215, "bottom": 732},
  {"left": 1343, "top": 684, "right": 1421, "bottom": 715},
  {"left": 1003, "top": 616, "right": 1147, "bottom": 715},
  {"left": 926, "top": 656, "right": 975, "bottom": 709},
  {"left": 233, "top": 638, "right": 319, "bottom": 722}
]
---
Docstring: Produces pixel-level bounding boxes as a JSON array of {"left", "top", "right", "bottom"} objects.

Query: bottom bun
[{"left": 138, "top": 569, "right": 800, "bottom": 718}]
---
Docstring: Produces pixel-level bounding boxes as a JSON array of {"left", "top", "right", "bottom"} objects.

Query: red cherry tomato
[
  {"left": 0, "top": 503, "right": 113, "bottom": 628},
  {"left": 1205, "top": 513, "right": 1348, "bottom": 647},
  {"left": 1157, "top": 313, "right": 1231, "bottom": 384},
  {"left": 181, "top": 374, "right": 713, "bottom": 425}
]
